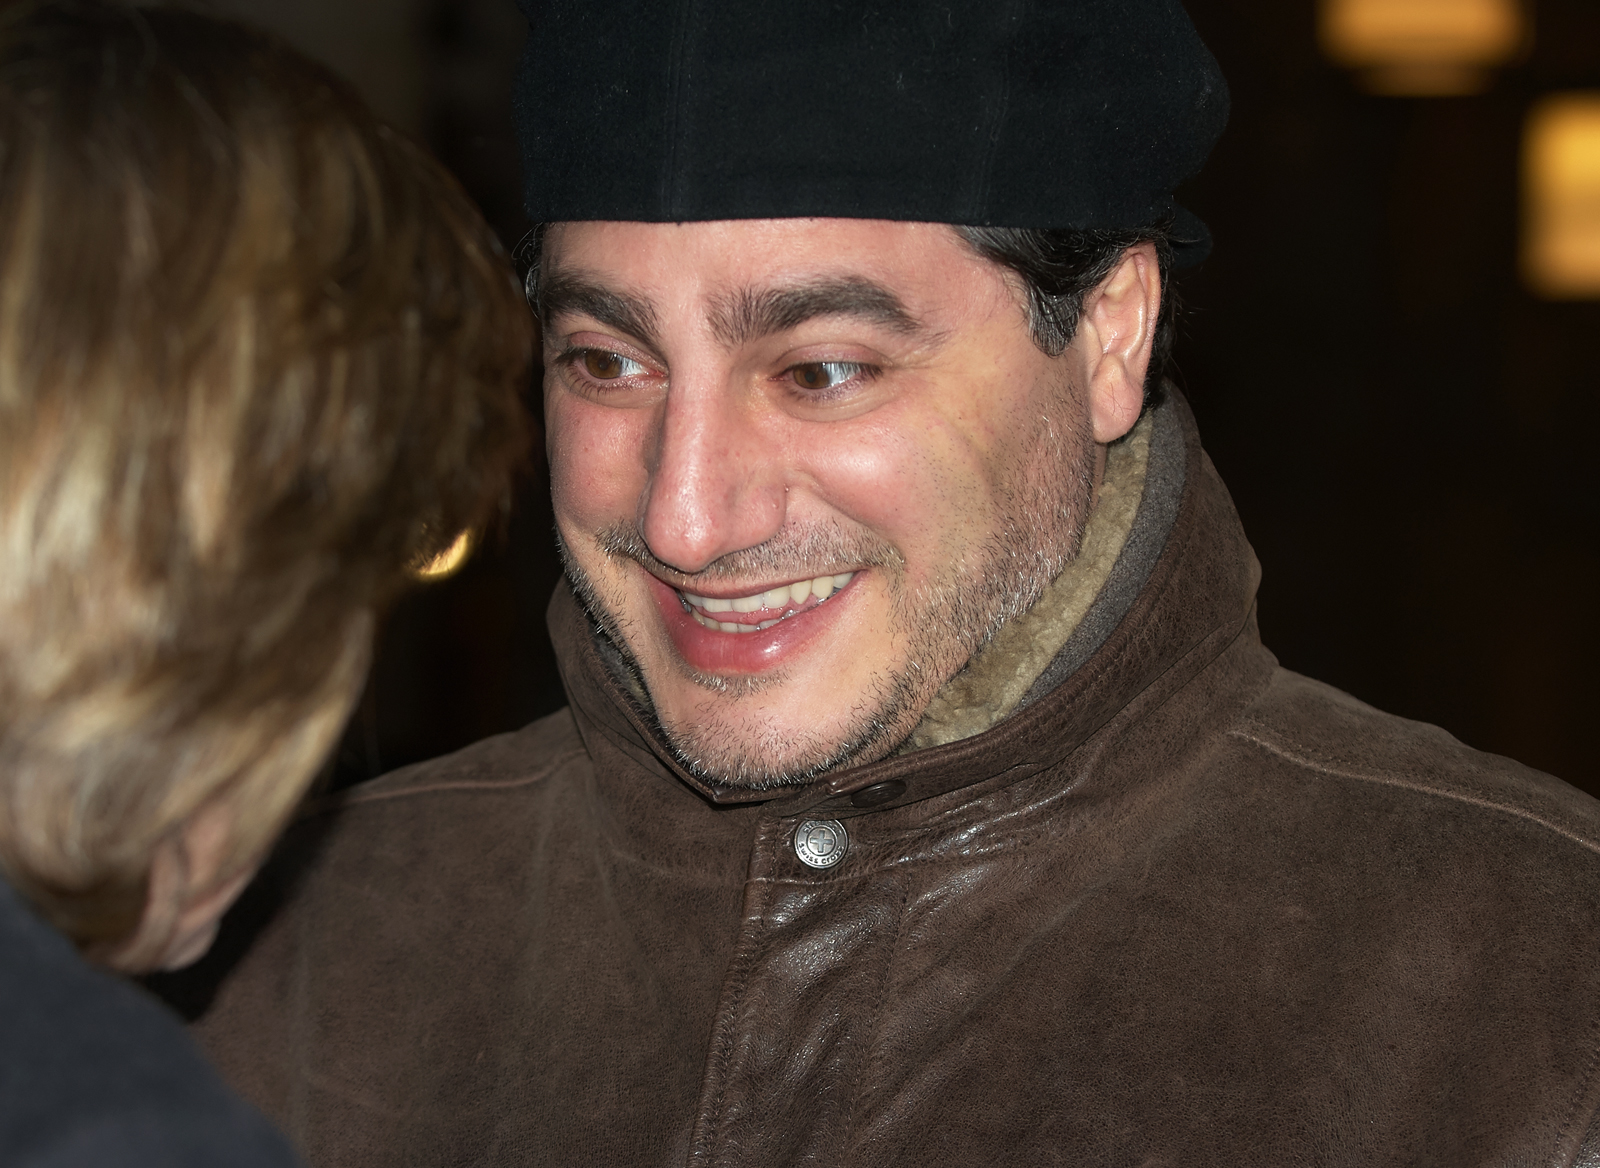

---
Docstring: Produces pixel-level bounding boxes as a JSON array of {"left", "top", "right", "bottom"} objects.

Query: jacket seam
[
  {"left": 1228, "top": 728, "right": 1600, "bottom": 860},
  {"left": 839, "top": 876, "right": 912, "bottom": 1166},
  {"left": 1554, "top": 1017, "right": 1600, "bottom": 1167},
  {"left": 328, "top": 747, "right": 589, "bottom": 809},
  {"left": 690, "top": 836, "right": 780, "bottom": 1164},
  {"left": 1232, "top": 725, "right": 1600, "bottom": 1166}
]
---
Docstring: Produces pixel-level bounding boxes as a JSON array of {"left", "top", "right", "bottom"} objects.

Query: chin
[{"left": 654, "top": 665, "right": 925, "bottom": 790}]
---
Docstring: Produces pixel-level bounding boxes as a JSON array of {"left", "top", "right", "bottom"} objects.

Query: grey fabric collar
[{"left": 1019, "top": 390, "right": 1188, "bottom": 709}]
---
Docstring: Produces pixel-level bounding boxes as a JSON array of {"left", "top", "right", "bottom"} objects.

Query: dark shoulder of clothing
[{"left": 0, "top": 875, "right": 302, "bottom": 1168}]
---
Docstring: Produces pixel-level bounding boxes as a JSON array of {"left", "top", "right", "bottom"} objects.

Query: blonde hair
[{"left": 0, "top": 1, "right": 532, "bottom": 947}]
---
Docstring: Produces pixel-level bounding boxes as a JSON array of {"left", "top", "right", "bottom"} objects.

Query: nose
[{"left": 639, "top": 378, "right": 787, "bottom": 575}]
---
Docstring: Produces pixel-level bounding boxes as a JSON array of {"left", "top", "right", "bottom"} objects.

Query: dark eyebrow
[
  {"left": 536, "top": 271, "right": 662, "bottom": 351},
  {"left": 708, "top": 278, "right": 925, "bottom": 348}
]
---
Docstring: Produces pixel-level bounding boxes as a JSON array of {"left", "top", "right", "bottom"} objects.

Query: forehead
[{"left": 541, "top": 218, "right": 1016, "bottom": 322}]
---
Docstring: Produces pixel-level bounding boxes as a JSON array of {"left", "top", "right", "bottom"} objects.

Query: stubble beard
[{"left": 561, "top": 408, "right": 1098, "bottom": 790}]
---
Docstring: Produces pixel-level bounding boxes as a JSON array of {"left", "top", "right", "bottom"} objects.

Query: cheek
[
  {"left": 546, "top": 391, "right": 652, "bottom": 533},
  {"left": 797, "top": 406, "right": 1001, "bottom": 556}
]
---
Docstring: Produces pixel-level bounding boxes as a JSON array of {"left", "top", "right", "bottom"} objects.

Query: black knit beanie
[{"left": 513, "top": 0, "right": 1228, "bottom": 261}]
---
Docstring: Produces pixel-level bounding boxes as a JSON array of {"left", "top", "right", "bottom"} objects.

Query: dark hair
[{"left": 954, "top": 223, "right": 1175, "bottom": 406}]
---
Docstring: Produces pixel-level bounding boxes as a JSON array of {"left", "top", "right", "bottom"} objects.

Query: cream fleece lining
[{"left": 903, "top": 410, "right": 1152, "bottom": 752}]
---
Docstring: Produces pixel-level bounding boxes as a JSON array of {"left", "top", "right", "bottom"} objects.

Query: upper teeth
[{"left": 685, "top": 572, "right": 854, "bottom": 614}]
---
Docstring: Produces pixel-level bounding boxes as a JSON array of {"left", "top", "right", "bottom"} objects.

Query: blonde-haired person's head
[{"left": 0, "top": 0, "right": 531, "bottom": 969}]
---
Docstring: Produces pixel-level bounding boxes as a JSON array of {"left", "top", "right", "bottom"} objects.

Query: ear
[
  {"left": 1075, "top": 242, "right": 1161, "bottom": 445},
  {"left": 102, "top": 800, "right": 254, "bottom": 973}
]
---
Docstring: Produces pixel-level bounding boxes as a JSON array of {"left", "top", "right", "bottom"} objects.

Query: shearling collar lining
[{"left": 903, "top": 410, "right": 1152, "bottom": 752}]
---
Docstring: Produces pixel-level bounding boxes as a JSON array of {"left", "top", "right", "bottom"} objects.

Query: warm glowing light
[
  {"left": 1523, "top": 95, "right": 1600, "bottom": 299},
  {"left": 409, "top": 529, "right": 475, "bottom": 582},
  {"left": 1319, "top": 0, "right": 1527, "bottom": 96}
]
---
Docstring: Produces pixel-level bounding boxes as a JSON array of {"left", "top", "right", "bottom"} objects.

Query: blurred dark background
[{"left": 212, "top": 0, "right": 1600, "bottom": 797}]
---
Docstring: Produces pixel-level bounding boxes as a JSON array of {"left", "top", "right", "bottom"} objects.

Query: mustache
[{"left": 593, "top": 520, "right": 904, "bottom": 587}]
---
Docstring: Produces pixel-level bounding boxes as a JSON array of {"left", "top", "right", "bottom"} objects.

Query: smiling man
[
  {"left": 542, "top": 218, "right": 1151, "bottom": 788},
  {"left": 187, "top": 0, "right": 1600, "bottom": 1163}
]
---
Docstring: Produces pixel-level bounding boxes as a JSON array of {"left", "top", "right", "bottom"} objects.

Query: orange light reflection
[
  {"left": 1524, "top": 95, "right": 1600, "bottom": 300},
  {"left": 410, "top": 529, "right": 475, "bottom": 582},
  {"left": 1319, "top": 0, "right": 1527, "bottom": 96}
]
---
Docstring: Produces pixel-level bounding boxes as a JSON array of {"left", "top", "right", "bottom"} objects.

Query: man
[{"left": 187, "top": 0, "right": 1600, "bottom": 1163}]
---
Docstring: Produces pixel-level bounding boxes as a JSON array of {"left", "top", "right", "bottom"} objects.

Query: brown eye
[
  {"left": 787, "top": 361, "right": 871, "bottom": 393},
  {"left": 583, "top": 349, "right": 625, "bottom": 379},
  {"left": 791, "top": 363, "right": 831, "bottom": 390},
  {"left": 787, "top": 360, "right": 876, "bottom": 392}
]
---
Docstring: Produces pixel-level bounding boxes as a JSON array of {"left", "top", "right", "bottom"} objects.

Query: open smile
[
  {"left": 680, "top": 573, "right": 855, "bottom": 633},
  {"left": 644, "top": 568, "right": 861, "bottom": 675}
]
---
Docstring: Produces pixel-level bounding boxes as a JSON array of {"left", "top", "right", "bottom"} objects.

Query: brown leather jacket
[{"left": 189, "top": 394, "right": 1600, "bottom": 1166}]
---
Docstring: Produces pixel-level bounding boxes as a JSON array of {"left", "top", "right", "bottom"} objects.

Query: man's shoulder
[
  {"left": 248, "top": 706, "right": 594, "bottom": 894},
  {"left": 169, "top": 706, "right": 597, "bottom": 1067},
  {"left": 1225, "top": 667, "right": 1600, "bottom": 862},
  {"left": 328, "top": 705, "right": 590, "bottom": 816}
]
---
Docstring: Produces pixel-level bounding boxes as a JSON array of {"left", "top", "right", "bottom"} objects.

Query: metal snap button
[
  {"left": 851, "top": 779, "right": 906, "bottom": 808},
  {"left": 793, "top": 819, "right": 848, "bottom": 869}
]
